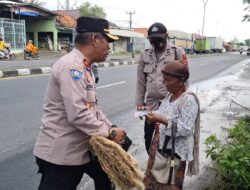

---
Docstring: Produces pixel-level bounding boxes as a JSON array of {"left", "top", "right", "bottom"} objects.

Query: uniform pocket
[
  {"left": 143, "top": 64, "right": 153, "bottom": 73},
  {"left": 143, "top": 64, "right": 153, "bottom": 82}
]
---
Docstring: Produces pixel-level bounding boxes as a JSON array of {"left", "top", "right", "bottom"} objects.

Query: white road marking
[
  {"left": 200, "top": 63, "right": 208, "bottom": 66},
  {"left": 97, "top": 81, "right": 127, "bottom": 89}
]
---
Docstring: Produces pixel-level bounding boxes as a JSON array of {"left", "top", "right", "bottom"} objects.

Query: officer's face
[
  {"left": 94, "top": 34, "right": 110, "bottom": 62},
  {"left": 149, "top": 37, "right": 167, "bottom": 52}
]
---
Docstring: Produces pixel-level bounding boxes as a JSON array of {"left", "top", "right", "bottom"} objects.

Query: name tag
[{"left": 87, "top": 84, "right": 94, "bottom": 90}]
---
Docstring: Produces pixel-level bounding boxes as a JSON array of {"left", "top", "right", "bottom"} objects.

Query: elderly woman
[{"left": 143, "top": 60, "right": 200, "bottom": 190}]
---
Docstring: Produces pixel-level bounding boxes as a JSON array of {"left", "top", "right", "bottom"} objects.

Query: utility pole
[
  {"left": 18, "top": 0, "right": 21, "bottom": 20},
  {"left": 126, "top": 11, "right": 135, "bottom": 29},
  {"left": 201, "top": 0, "right": 208, "bottom": 54},
  {"left": 65, "top": 0, "right": 70, "bottom": 10},
  {"left": 126, "top": 11, "right": 135, "bottom": 58}
]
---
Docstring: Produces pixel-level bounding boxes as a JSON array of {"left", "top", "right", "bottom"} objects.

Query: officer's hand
[
  {"left": 137, "top": 105, "right": 148, "bottom": 111},
  {"left": 109, "top": 128, "right": 126, "bottom": 144},
  {"left": 137, "top": 105, "right": 148, "bottom": 120}
]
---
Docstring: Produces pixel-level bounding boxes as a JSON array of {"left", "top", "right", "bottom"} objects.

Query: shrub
[{"left": 205, "top": 116, "right": 250, "bottom": 190}]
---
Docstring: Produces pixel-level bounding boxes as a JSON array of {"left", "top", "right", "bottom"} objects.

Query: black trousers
[
  {"left": 36, "top": 157, "right": 114, "bottom": 190},
  {"left": 144, "top": 119, "right": 156, "bottom": 154}
]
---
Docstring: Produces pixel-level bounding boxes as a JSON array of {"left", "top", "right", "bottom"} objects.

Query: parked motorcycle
[
  {"left": 0, "top": 47, "right": 16, "bottom": 61},
  {"left": 24, "top": 49, "right": 39, "bottom": 60}
]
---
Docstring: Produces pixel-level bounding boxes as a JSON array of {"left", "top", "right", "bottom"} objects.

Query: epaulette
[
  {"left": 170, "top": 43, "right": 178, "bottom": 49},
  {"left": 143, "top": 48, "right": 154, "bottom": 56},
  {"left": 143, "top": 48, "right": 151, "bottom": 52}
]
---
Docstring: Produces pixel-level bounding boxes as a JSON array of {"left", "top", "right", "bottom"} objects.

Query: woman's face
[{"left": 163, "top": 74, "right": 182, "bottom": 93}]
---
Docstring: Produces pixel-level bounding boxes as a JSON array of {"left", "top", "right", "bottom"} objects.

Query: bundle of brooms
[{"left": 89, "top": 135, "right": 145, "bottom": 190}]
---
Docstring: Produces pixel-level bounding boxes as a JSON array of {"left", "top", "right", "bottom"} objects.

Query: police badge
[{"left": 70, "top": 67, "right": 83, "bottom": 80}]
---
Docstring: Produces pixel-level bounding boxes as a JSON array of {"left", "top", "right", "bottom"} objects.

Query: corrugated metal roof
[{"left": 109, "top": 29, "right": 144, "bottom": 38}]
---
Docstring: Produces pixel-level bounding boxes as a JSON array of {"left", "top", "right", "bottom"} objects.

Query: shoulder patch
[
  {"left": 182, "top": 53, "right": 188, "bottom": 65},
  {"left": 70, "top": 67, "right": 83, "bottom": 80}
]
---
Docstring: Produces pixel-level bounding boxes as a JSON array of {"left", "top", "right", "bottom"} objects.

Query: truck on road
[
  {"left": 194, "top": 38, "right": 211, "bottom": 54},
  {"left": 207, "top": 37, "right": 223, "bottom": 53}
]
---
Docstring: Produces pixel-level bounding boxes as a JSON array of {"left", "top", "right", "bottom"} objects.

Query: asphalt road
[{"left": 0, "top": 54, "right": 248, "bottom": 190}]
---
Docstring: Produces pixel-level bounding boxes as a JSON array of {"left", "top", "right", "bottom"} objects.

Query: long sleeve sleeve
[{"left": 165, "top": 95, "right": 198, "bottom": 137}]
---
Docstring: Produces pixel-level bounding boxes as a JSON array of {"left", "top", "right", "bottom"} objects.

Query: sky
[{"left": 43, "top": 0, "right": 250, "bottom": 42}]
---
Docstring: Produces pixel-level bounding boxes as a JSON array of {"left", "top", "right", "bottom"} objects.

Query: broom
[{"left": 89, "top": 135, "right": 145, "bottom": 190}]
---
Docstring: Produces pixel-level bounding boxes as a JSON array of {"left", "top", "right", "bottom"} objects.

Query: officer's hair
[{"left": 74, "top": 32, "right": 104, "bottom": 45}]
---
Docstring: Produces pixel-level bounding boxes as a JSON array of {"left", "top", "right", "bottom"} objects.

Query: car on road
[{"left": 247, "top": 48, "right": 250, "bottom": 56}]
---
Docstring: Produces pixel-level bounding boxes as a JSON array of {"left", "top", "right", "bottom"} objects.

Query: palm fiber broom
[{"left": 89, "top": 135, "right": 145, "bottom": 190}]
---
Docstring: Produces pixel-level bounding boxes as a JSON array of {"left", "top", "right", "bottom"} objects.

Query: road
[{"left": 0, "top": 54, "right": 247, "bottom": 190}]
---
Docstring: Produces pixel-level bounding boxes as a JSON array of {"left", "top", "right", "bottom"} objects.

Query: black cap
[
  {"left": 76, "top": 16, "right": 119, "bottom": 42},
  {"left": 148, "top": 22, "right": 167, "bottom": 38}
]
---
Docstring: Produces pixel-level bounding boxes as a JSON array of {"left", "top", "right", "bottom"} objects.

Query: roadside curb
[
  {"left": 0, "top": 60, "right": 136, "bottom": 78},
  {"left": 1, "top": 68, "right": 46, "bottom": 78},
  {"left": 188, "top": 53, "right": 220, "bottom": 59}
]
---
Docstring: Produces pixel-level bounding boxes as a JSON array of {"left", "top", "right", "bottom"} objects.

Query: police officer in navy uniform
[
  {"left": 33, "top": 17, "right": 126, "bottom": 190},
  {"left": 136, "top": 22, "right": 188, "bottom": 153}
]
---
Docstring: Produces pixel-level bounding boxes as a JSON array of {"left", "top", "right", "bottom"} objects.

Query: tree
[
  {"left": 238, "top": 42, "right": 245, "bottom": 46},
  {"left": 23, "top": 0, "right": 46, "bottom": 7},
  {"left": 245, "top": 39, "right": 250, "bottom": 46},
  {"left": 79, "top": 1, "right": 106, "bottom": 18},
  {"left": 242, "top": 0, "right": 250, "bottom": 21}
]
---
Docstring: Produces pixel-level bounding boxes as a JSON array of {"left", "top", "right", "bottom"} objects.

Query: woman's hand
[{"left": 146, "top": 112, "right": 168, "bottom": 126}]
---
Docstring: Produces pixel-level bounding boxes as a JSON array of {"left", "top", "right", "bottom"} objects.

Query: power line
[
  {"left": 126, "top": 11, "right": 135, "bottom": 29},
  {"left": 57, "top": 0, "right": 78, "bottom": 10},
  {"left": 71, "top": 0, "right": 78, "bottom": 9},
  {"left": 57, "top": 0, "right": 64, "bottom": 10}
]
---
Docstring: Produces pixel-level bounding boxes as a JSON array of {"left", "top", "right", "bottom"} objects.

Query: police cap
[
  {"left": 76, "top": 16, "right": 119, "bottom": 42},
  {"left": 148, "top": 22, "right": 167, "bottom": 39}
]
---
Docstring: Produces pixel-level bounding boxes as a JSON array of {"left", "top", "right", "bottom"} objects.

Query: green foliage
[
  {"left": 205, "top": 116, "right": 250, "bottom": 190},
  {"left": 237, "top": 42, "right": 245, "bottom": 46},
  {"left": 245, "top": 39, "right": 250, "bottom": 46},
  {"left": 79, "top": 1, "right": 106, "bottom": 19}
]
